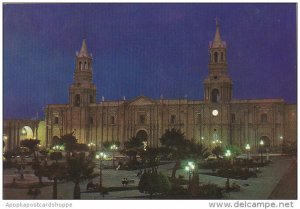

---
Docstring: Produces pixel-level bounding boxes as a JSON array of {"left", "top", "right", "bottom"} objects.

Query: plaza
[{"left": 3, "top": 155, "right": 296, "bottom": 199}]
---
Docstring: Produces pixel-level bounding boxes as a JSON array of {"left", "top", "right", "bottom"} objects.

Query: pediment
[{"left": 129, "top": 96, "right": 157, "bottom": 106}]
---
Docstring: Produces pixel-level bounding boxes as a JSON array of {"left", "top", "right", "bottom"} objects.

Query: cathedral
[{"left": 42, "top": 21, "right": 296, "bottom": 151}]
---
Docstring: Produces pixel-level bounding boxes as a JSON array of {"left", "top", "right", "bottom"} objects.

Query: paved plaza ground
[{"left": 3, "top": 155, "right": 296, "bottom": 200}]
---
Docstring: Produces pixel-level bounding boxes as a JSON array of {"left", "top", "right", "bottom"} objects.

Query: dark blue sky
[{"left": 3, "top": 3, "right": 297, "bottom": 119}]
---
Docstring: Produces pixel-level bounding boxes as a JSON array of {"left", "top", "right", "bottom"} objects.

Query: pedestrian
[{"left": 121, "top": 177, "right": 126, "bottom": 187}]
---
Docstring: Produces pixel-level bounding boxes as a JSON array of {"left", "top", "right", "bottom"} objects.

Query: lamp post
[
  {"left": 259, "top": 140, "right": 264, "bottom": 165},
  {"left": 225, "top": 149, "right": 231, "bottom": 192},
  {"left": 36, "top": 144, "right": 41, "bottom": 162},
  {"left": 245, "top": 144, "right": 251, "bottom": 160},
  {"left": 110, "top": 144, "right": 118, "bottom": 168},
  {"left": 245, "top": 144, "right": 251, "bottom": 171},
  {"left": 201, "top": 136, "right": 204, "bottom": 145},
  {"left": 96, "top": 152, "right": 106, "bottom": 191},
  {"left": 185, "top": 161, "right": 195, "bottom": 193}
]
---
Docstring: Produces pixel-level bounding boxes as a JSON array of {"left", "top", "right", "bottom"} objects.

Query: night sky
[{"left": 3, "top": 3, "right": 297, "bottom": 119}]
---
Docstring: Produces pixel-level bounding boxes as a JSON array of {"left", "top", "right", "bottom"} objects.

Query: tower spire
[
  {"left": 212, "top": 17, "right": 223, "bottom": 47},
  {"left": 78, "top": 39, "right": 90, "bottom": 57}
]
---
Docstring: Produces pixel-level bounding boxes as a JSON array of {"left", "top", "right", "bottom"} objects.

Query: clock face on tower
[{"left": 212, "top": 109, "right": 219, "bottom": 116}]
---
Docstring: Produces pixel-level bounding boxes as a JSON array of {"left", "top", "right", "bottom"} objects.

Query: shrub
[
  {"left": 198, "top": 183, "right": 223, "bottom": 199},
  {"left": 50, "top": 152, "right": 63, "bottom": 162},
  {"left": 139, "top": 171, "right": 171, "bottom": 198}
]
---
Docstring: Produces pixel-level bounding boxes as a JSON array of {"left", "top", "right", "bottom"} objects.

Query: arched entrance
[
  {"left": 20, "top": 126, "right": 34, "bottom": 140},
  {"left": 136, "top": 130, "right": 148, "bottom": 141},
  {"left": 259, "top": 136, "right": 271, "bottom": 148}
]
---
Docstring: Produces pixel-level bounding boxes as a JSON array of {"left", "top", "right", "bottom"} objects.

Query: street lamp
[
  {"left": 245, "top": 144, "right": 251, "bottom": 171},
  {"left": 245, "top": 144, "right": 251, "bottom": 160},
  {"left": 185, "top": 161, "right": 195, "bottom": 193},
  {"left": 95, "top": 152, "right": 107, "bottom": 192},
  {"left": 88, "top": 142, "right": 95, "bottom": 151},
  {"left": 259, "top": 140, "right": 264, "bottom": 165},
  {"left": 224, "top": 149, "right": 232, "bottom": 192},
  {"left": 225, "top": 149, "right": 231, "bottom": 158},
  {"left": 110, "top": 144, "right": 118, "bottom": 168},
  {"left": 36, "top": 144, "right": 42, "bottom": 162}
]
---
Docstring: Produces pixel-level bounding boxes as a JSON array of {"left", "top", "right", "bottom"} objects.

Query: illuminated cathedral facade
[{"left": 43, "top": 21, "right": 296, "bottom": 151}]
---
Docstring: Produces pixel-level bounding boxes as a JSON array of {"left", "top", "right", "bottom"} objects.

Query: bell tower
[
  {"left": 204, "top": 18, "right": 232, "bottom": 103},
  {"left": 69, "top": 39, "right": 96, "bottom": 106}
]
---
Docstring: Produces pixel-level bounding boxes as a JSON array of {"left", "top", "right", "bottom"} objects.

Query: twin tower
[{"left": 69, "top": 20, "right": 233, "bottom": 105}]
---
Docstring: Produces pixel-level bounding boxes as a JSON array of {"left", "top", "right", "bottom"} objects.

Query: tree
[
  {"left": 138, "top": 171, "right": 171, "bottom": 198},
  {"left": 53, "top": 133, "right": 78, "bottom": 158},
  {"left": 73, "top": 143, "right": 89, "bottom": 152},
  {"left": 47, "top": 162, "right": 67, "bottom": 199},
  {"left": 141, "top": 147, "right": 161, "bottom": 170},
  {"left": 66, "top": 155, "right": 97, "bottom": 199},
  {"left": 20, "top": 139, "right": 40, "bottom": 160},
  {"left": 60, "top": 133, "right": 78, "bottom": 154},
  {"left": 32, "top": 161, "right": 48, "bottom": 185},
  {"left": 50, "top": 152, "right": 63, "bottom": 163},
  {"left": 124, "top": 136, "right": 145, "bottom": 162},
  {"left": 212, "top": 146, "right": 223, "bottom": 159},
  {"left": 160, "top": 129, "right": 190, "bottom": 179}
]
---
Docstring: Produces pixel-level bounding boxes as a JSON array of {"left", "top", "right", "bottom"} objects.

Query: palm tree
[
  {"left": 66, "top": 155, "right": 97, "bottom": 199},
  {"left": 53, "top": 133, "right": 78, "bottom": 158},
  {"left": 160, "top": 128, "right": 190, "bottom": 179},
  {"left": 124, "top": 137, "right": 145, "bottom": 162}
]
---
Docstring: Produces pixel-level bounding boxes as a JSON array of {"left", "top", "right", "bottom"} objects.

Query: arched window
[
  {"left": 74, "top": 94, "right": 80, "bottom": 107},
  {"left": 261, "top": 114, "right": 268, "bottom": 123},
  {"left": 211, "top": 89, "right": 220, "bottom": 103},
  {"left": 79, "top": 62, "right": 82, "bottom": 70},
  {"left": 214, "top": 52, "right": 218, "bottom": 63},
  {"left": 84, "top": 62, "right": 87, "bottom": 70},
  {"left": 221, "top": 52, "right": 224, "bottom": 61}
]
